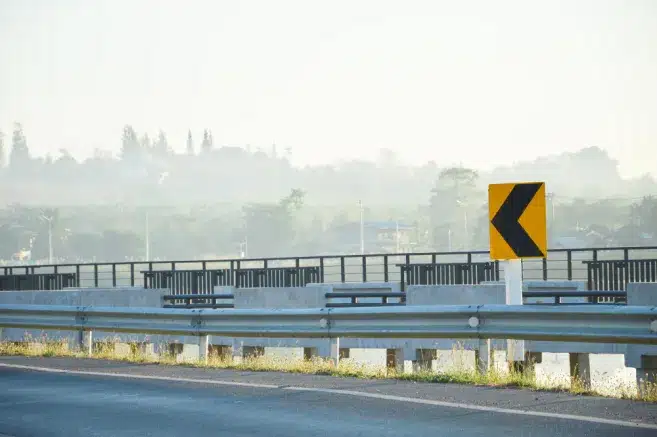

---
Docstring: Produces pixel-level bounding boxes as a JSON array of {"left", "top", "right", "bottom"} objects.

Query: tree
[
  {"left": 186, "top": 130, "right": 194, "bottom": 155},
  {"left": 243, "top": 189, "right": 306, "bottom": 257},
  {"left": 200, "top": 129, "right": 213, "bottom": 153},
  {"left": 279, "top": 188, "right": 305, "bottom": 212},
  {"left": 120, "top": 125, "right": 141, "bottom": 162},
  {"left": 153, "top": 130, "right": 171, "bottom": 157},
  {"left": 9, "top": 122, "right": 30, "bottom": 169},
  {"left": 140, "top": 133, "right": 151, "bottom": 151},
  {"left": 429, "top": 166, "right": 479, "bottom": 250}
]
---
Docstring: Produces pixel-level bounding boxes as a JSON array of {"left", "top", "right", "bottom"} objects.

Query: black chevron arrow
[{"left": 491, "top": 183, "right": 544, "bottom": 257}]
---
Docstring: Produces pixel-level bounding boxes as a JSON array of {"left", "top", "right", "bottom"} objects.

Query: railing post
[
  {"left": 362, "top": 256, "right": 367, "bottom": 282},
  {"left": 340, "top": 257, "right": 346, "bottom": 283},
  {"left": 93, "top": 264, "right": 99, "bottom": 287},
  {"left": 130, "top": 263, "right": 135, "bottom": 287},
  {"left": 542, "top": 257, "right": 548, "bottom": 281},
  {"left": 383, "top": 255, "right": 389, "bottom": 282},
  {"left": 567, "top": 250, "right": 572, "bottom": 281},
  {"left": 319, "top": 257, "right": 325, "bottom": 283},
  {"left": 112, "top": 264, "right": 117, "bottom": 287}
]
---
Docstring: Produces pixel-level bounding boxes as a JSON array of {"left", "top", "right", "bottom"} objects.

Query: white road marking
[
  {"left": 284, "top": 386, "right": 657, "bottom": 430},
  {"left": 0, "top": 363, "right": 279, "bottom": 389},
  {"left": 1, "top": 362, "right": 656, "bottom": 430}
]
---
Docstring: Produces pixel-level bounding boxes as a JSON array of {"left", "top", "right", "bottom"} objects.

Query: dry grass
[{"left": 1, "top": 337, "right": 656, "bottom": 403}]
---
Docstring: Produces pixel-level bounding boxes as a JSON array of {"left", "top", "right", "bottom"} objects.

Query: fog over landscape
[{"left": 0, "top": 0, "right": 655, "bottom": 262}]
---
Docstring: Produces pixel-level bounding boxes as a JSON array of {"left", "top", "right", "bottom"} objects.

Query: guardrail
[
  {"left": 162, "top": 294, "right": 234, "bottom": 309},
  {"left": 1, "top": 304, "right": 655, "bottom": 365},
  {"left": 161, "top": 290, "right": 628, "bottom": 309},
  {"left": 2, "top": 246, "right": 657, "bottom": 290}
]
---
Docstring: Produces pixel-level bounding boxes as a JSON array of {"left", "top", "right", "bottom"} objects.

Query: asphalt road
[{"left": 0, "top": 357, "right": 656, "bottom": 437}]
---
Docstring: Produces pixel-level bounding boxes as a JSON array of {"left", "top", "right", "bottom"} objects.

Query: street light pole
[
  {"left": 48, "top": 219, "right": 53, "bottom": 264},
  {"left": 40, "top": 214, "right": 54, "bottom": 264},
  {"left": 145, "top": 212, "right": 150, "bottom": 262},
  {"left": 145, "top": 171, "right": 169, "bottom": 262},
  {"left": 359, "top": 200, "right": 364, "bottom": 254}
]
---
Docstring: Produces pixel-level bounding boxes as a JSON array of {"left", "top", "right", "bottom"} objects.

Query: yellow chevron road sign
[{"left": 488, "top": 182, "right": 547, "bottom": 260}]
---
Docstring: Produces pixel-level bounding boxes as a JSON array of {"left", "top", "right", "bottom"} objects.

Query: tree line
[{"left": 0, "top": 123, "right": 655, "bottom": 263}]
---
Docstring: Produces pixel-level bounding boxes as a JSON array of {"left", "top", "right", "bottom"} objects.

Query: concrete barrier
[
  {"left": 310, "top": 282, "right": 402, "bottom": 306},
  {"left": 234, "top": 285, "right": 329, "bottom": 309},
  {"left": 0, "top": 287, "right": 179, "bottom": 351}
]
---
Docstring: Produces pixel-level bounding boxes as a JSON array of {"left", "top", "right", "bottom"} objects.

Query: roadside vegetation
[{"left": 1, "top": 337, "right": 655, "bottom": 403}]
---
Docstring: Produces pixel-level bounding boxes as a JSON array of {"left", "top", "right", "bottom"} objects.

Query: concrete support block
[
  {"left": 386, "top": 348, "right": 413, "bottom": 374},
  {"left": 243, "top": 346, "right": 265, "bottom": 359},
  {"left": 233, "top": 286, "right": 329, "bottom": 309},
  {"left": 406, "top": 284, "right": 505, "bottom": 306},
  {"left": 415, "top": 349, "right": 437, "bottom": 372},
  {"left": 230, "top": 340, "right": 265, "bottom": 363},
  {"left": 209, "top": 345, "right": 231, "bottom": 360},
  {"left": 175, "top": 344, "right": 200, "bottom": 363},
  {"left": 113, "top": 343, "right": 132, "bottom": 357},
  {"left": 636, "top": 355, "right": 657, "bottom": 397},
  {"left": 627, "top": 282, "right": 657, "bottom": 306},
  {"left": 569, "top": 353, "right": 591, "bottom": 390},
  {"left": 507, "top": 340, "right": 526, "bottom": 363},
  {"left": 476, "top": 339, "right": 491, "bottom": 375}
]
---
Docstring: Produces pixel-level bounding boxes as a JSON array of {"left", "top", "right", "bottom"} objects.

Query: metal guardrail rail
[
  {"left": 0, "top": 304, "right": 655, "bottom": 345},
  {"left": 162, "top": 291, "right": 629, "bottom": 309}
]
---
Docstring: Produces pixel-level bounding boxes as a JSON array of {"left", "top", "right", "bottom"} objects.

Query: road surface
[{"left": 0, "top": 356, "right": 655, "bottom": 436}]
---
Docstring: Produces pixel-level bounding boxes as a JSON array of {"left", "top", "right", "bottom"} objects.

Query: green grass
[{"left": 1, "top": 337, "right": 656, "bottom": 403}]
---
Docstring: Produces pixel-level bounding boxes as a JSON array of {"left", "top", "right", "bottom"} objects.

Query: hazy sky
[{"left": 1, "top": 0, "right": 656, "bottom": 177}]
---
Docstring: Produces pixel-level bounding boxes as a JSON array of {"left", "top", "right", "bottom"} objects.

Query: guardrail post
[
  {"left": 79, "top": 330, "right": 93, "bottom": 356},
  {"left": 329, "top": 337, "right": 340, "bottom": 366},
  {"left": 476, "top": 338, "right": 491, "bottom": 375},
  {"left": 198, "top": 334, "right": 210, "bottom": 364}
]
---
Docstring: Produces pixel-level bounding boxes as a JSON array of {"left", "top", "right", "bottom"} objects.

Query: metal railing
[
  {"left": 162, "top": 290, "right": 629, "bottom": 309},
  {"left": 0, "top": 304, "right": 655, "bottom": 347},
  {"left": 0, "top": 273, "right": 77, "bottom": 291},
  {"left": 1, "top": 246, "right": 656, "bottom": 291}
]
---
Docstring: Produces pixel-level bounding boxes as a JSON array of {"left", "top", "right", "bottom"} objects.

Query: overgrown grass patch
[{"left": 1, "top": 338, "right": 656, "bottom": 403}]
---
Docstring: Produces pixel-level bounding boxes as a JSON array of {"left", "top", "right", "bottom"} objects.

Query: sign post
[{"left": 489, "top": 182, "right": 547, "bottom": 362}]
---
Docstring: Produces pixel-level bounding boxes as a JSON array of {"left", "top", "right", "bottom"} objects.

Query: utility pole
[
  {"left": 40, "top": 213, "right": 54, "bottom": 264},
  {"left": 48, "top": 219, "right": 53, "bottom": 263},
  {"left": 395, "top": 220, "right": 400, "bottom": 253},
  {"left": 358, "top": 200, "right": 365, "bottom": 254},
  {"left": 146, "top": 171, "right": 170, "bottom": 261},
  {"left": 145, "top": 212, "right": 150, "bottom": 262}
]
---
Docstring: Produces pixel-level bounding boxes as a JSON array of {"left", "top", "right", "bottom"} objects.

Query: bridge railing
[{"left": 1, "top": 246, "right": 656, "bottom": 291}]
